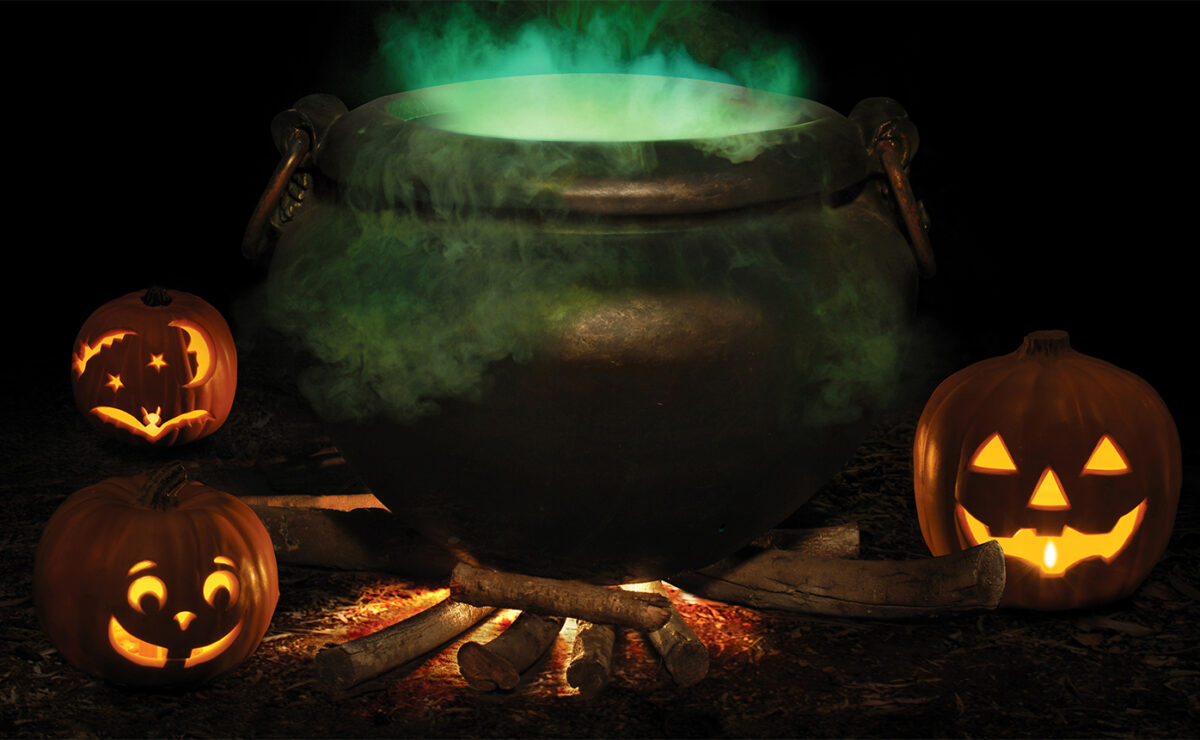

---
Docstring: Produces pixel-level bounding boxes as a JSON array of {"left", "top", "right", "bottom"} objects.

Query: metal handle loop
[
  {"left": 242, "top": 127, "right": 311, "bottom": 260},
  {"left": 873, "top": 121, "right": 936, "bottom": 279},
  {"left": 242, "top": 95, "right": 348, "bottom": 261}
]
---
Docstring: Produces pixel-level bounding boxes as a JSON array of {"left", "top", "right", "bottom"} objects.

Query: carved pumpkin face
[
  {"left": 34, "top": 467, "right": 278, "bottom": 685},
  {"left": 913, "top": 331, "right": 1181, "bottom": 610},
  {"left": 71, "top": 287, "right": 237, "bottom": 446}
]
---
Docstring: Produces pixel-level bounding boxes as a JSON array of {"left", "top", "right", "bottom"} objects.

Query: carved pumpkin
[
  {"left": 34, "top": 466, "right": 278, "bottom": 685},
  {"left": 70, "top": 287, "right": 237, "bottom": 446},
  {"left": 913, "top": 330, "right": 1181, "bottom": 610}
]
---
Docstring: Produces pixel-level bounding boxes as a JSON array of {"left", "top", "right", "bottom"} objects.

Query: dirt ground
[{"left": 2, "top": 345, "right": 1198, "bottom": 739}]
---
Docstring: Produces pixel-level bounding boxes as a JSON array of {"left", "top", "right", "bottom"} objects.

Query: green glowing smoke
[
  {"left": 369, "top": 1, "right": 808, "bottom": 100},
  {"left": 392, "top": 74, "right": 803, "bottom": 143},
  {"left": 266, "top": 208, "right": 633, "bottom": 421},
  {"left": 258, "top": 2, "right": 917, "bottom": 430},
  {"left": 264, "top": 197, "right": 915, "bottom": 427},
  {"left": 355, "top": 2, "right": 812, "bottom": 151}
]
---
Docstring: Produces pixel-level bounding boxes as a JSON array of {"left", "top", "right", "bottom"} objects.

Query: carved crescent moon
[{"left": 168, "top": 320, "right": 217, "bottom": 387}]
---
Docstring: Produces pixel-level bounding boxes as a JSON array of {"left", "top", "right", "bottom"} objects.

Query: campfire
[{"left": 241, "top": 483, "right": 1004, "bottom": 698}]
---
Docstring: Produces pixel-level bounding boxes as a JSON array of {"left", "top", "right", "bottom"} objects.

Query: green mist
[
  {"left": 264, "top": 200, "right": 914, "bottom": 427},
  {"left": 367, "top": 1, "right": 809, "bottom": 102},
  {"left": 392, "top": 74, "right": 805, "bottom": 143},
  {"left": 256, "top": 2, "right": 916, "bottom": 429}
]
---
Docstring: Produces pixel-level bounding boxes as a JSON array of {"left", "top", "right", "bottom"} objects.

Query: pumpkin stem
[
  {"left": 1019, "top": 330, "right": 1072, "bottom": 357},
  {"left": 141, "top": 464, "right": 190, "bottom": 510},
  {"left": 141, "top": 286, "right": 173, "bottom": 307}
]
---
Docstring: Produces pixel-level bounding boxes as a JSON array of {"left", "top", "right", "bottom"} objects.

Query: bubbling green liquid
[{"left": 391, "top": 74, "right": 806, "bottom": 142}]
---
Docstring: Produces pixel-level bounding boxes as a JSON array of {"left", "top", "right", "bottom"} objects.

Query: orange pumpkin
[
  {"left": 34, "top": 466, "right": 278, "bottom": 686},
  {"left": 70, "top": 287, "right": 237, "bottom": 446},
  {"left": 913, "top": 330, "right": 1181, "bottom": 610}
]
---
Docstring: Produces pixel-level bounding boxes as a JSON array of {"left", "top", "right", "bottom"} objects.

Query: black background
[{"left": 6, "top": 1, "right": 1193, "bottom": 453}]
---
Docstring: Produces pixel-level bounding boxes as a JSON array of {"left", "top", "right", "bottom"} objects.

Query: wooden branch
[
  {"left": 668, "top": 540, "right": 1006, "bottom": 619},
  {"left": 748, "top": 522, "right": 860, "bottom": 558},
  {"left": 449, "top": 562, "right": 671, "bottom": 631},
  {"left": 245, "top": 497, "right": 860, "bottom": 590},
  {"left": 248, "top": 504, "right": 458, "bottom": 578},
  {"left": 660, "top": 521, "right": 860, "bottom": 606},
  {"left": 313, "top": 597, "right": 495, "bottom": 691},
  {"left": 457, "top": 612, "right": 566, "bottom": 692},
  {"left": 239, "top": 493, "right": 387, "bottom": 511},
  {"left": 624, "top": 582, "right": 708, "bottom": 686},
  {"left": 565, "top": 621, "right": 616, "bottom": 697}
]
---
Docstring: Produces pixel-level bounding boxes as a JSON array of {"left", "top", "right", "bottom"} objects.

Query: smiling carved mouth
[
  {"left": 108, "top": 616, "right": 241, "bottom": 668},
  {"left": 956, "top": 500, "right": 1147, "bottom": 576}
]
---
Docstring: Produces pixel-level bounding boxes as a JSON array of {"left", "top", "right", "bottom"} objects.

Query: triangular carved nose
[
  {"left": 174, "top": 611, "right": 197, "bottom": 631},
  {"left": 1028, "top": 467, "right": 1071, "bottom": 510}
]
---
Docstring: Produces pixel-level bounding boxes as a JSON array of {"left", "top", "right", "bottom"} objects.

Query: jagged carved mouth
[
  {"left": 956, "top": 500, "right": 1147, "bottom": 576},
  {"left": 108, "top": 615, "right": 241, "bottom": 668}
]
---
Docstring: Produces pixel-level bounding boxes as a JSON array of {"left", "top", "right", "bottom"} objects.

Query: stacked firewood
[
  {"left": 310, "top": 565, "right": 709, "bottom": 696},
  {"left": 243, "top": 497, "right": 1004, "bottom": 697}
]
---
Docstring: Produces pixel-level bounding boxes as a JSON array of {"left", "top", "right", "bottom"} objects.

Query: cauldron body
[{"left": 252, "top": 75, "right": 925, "bottom": 583}]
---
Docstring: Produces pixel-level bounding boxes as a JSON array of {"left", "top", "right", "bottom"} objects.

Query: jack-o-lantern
[
  {"left": 70, "top": 287, "right": 237, "bottom": 446},
  {"left": 913, "top": 330, "right": 1181, "bottom": 610},
  {"left": 34, "top": 465, "right": 279, "bottom": 686}
]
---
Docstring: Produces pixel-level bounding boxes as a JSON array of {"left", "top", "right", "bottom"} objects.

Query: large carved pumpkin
[
  {"left": 34, "top": 466, "right": 278, "bottom": 686},
  {"left": 70, "top": 287, "right": 237, "bottom": 446},
  {"left": 913, "top": 330, "right": 1181, "bottom": 610}
]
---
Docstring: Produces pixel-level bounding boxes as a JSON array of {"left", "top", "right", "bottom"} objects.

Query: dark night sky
[{"left": 7, "top": 1, "right": 1193, "bottom": 452}]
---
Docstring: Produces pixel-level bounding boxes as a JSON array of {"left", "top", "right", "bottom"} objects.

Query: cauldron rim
[
  {"left": 313, "top": 73, "right": 870, "bottom": 215},
  {"left": 377, "top": 73, "right": 840, "bottom": 142}
]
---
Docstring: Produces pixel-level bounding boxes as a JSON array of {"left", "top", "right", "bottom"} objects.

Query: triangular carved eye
[
  {"left": 1083, "top": 435, "right": 1130, "bottom": 475},
  {"left": 969, "top": 432, "right": 1018, "bottom": 473}
]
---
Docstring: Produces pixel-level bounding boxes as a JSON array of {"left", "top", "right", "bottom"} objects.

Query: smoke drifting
[
  {"left": 257, "top": 1, "right": 918, "bottom": 430},
  {"left": 265, "top": 200, "right": 915, "bottom": 426},
  {"left": 395, "top": 74, "right": 804, "bottom": 147},
  {"left": 366, "top": 1, "right": 809, "bottom": 102}
]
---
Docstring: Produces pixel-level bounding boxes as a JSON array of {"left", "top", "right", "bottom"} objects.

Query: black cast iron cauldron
[{"left": 245, "top": 74, "right": 934, "bottom": 584}]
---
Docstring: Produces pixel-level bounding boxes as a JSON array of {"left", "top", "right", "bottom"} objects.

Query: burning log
[
  {"left": 449, "top": 562, "right": 672, "bottom": 631},
  {"left": 457, "top": 612, "right": 566, "bottom": 692},
  {"left": 565, "top": 620, "right": 616, "bottom": 697},
  {"left": 313, "top": 597, "right": 495, "bottom": 691},
  {"left": 624, "top": 581, "right": 709, "bottom": 687},
  {"left": 668, "top": 540, "right": 1006, "bottom": 619}
]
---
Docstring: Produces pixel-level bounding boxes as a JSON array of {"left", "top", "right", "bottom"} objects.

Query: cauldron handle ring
[
  {"left": 243, "top": 94, "right": 348, "bottom": 261},
  {"left": 243, "top": 126, "right": 309, "bottom": 260},
  {"left": 851, "top": 98, "right": 936, "bottom": 279}
]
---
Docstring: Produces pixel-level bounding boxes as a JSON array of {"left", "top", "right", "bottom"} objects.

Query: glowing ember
[
  {"left": 343, "top": 587, "right": 453, "bottom": 641},
  {"left": 326, "top": 578, "right": 769, "bottom": 714}
]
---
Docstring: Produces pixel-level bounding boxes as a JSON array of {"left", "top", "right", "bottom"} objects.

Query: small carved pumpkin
[
  {"left": 34, "top": 466, "right": 278, "bottom": 685},
  {"left": 913, "top": 331, "right": 1181, "bottom": 610},
  {"left": 71, "top": 287, "right": 237, "bottom": 446}
]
